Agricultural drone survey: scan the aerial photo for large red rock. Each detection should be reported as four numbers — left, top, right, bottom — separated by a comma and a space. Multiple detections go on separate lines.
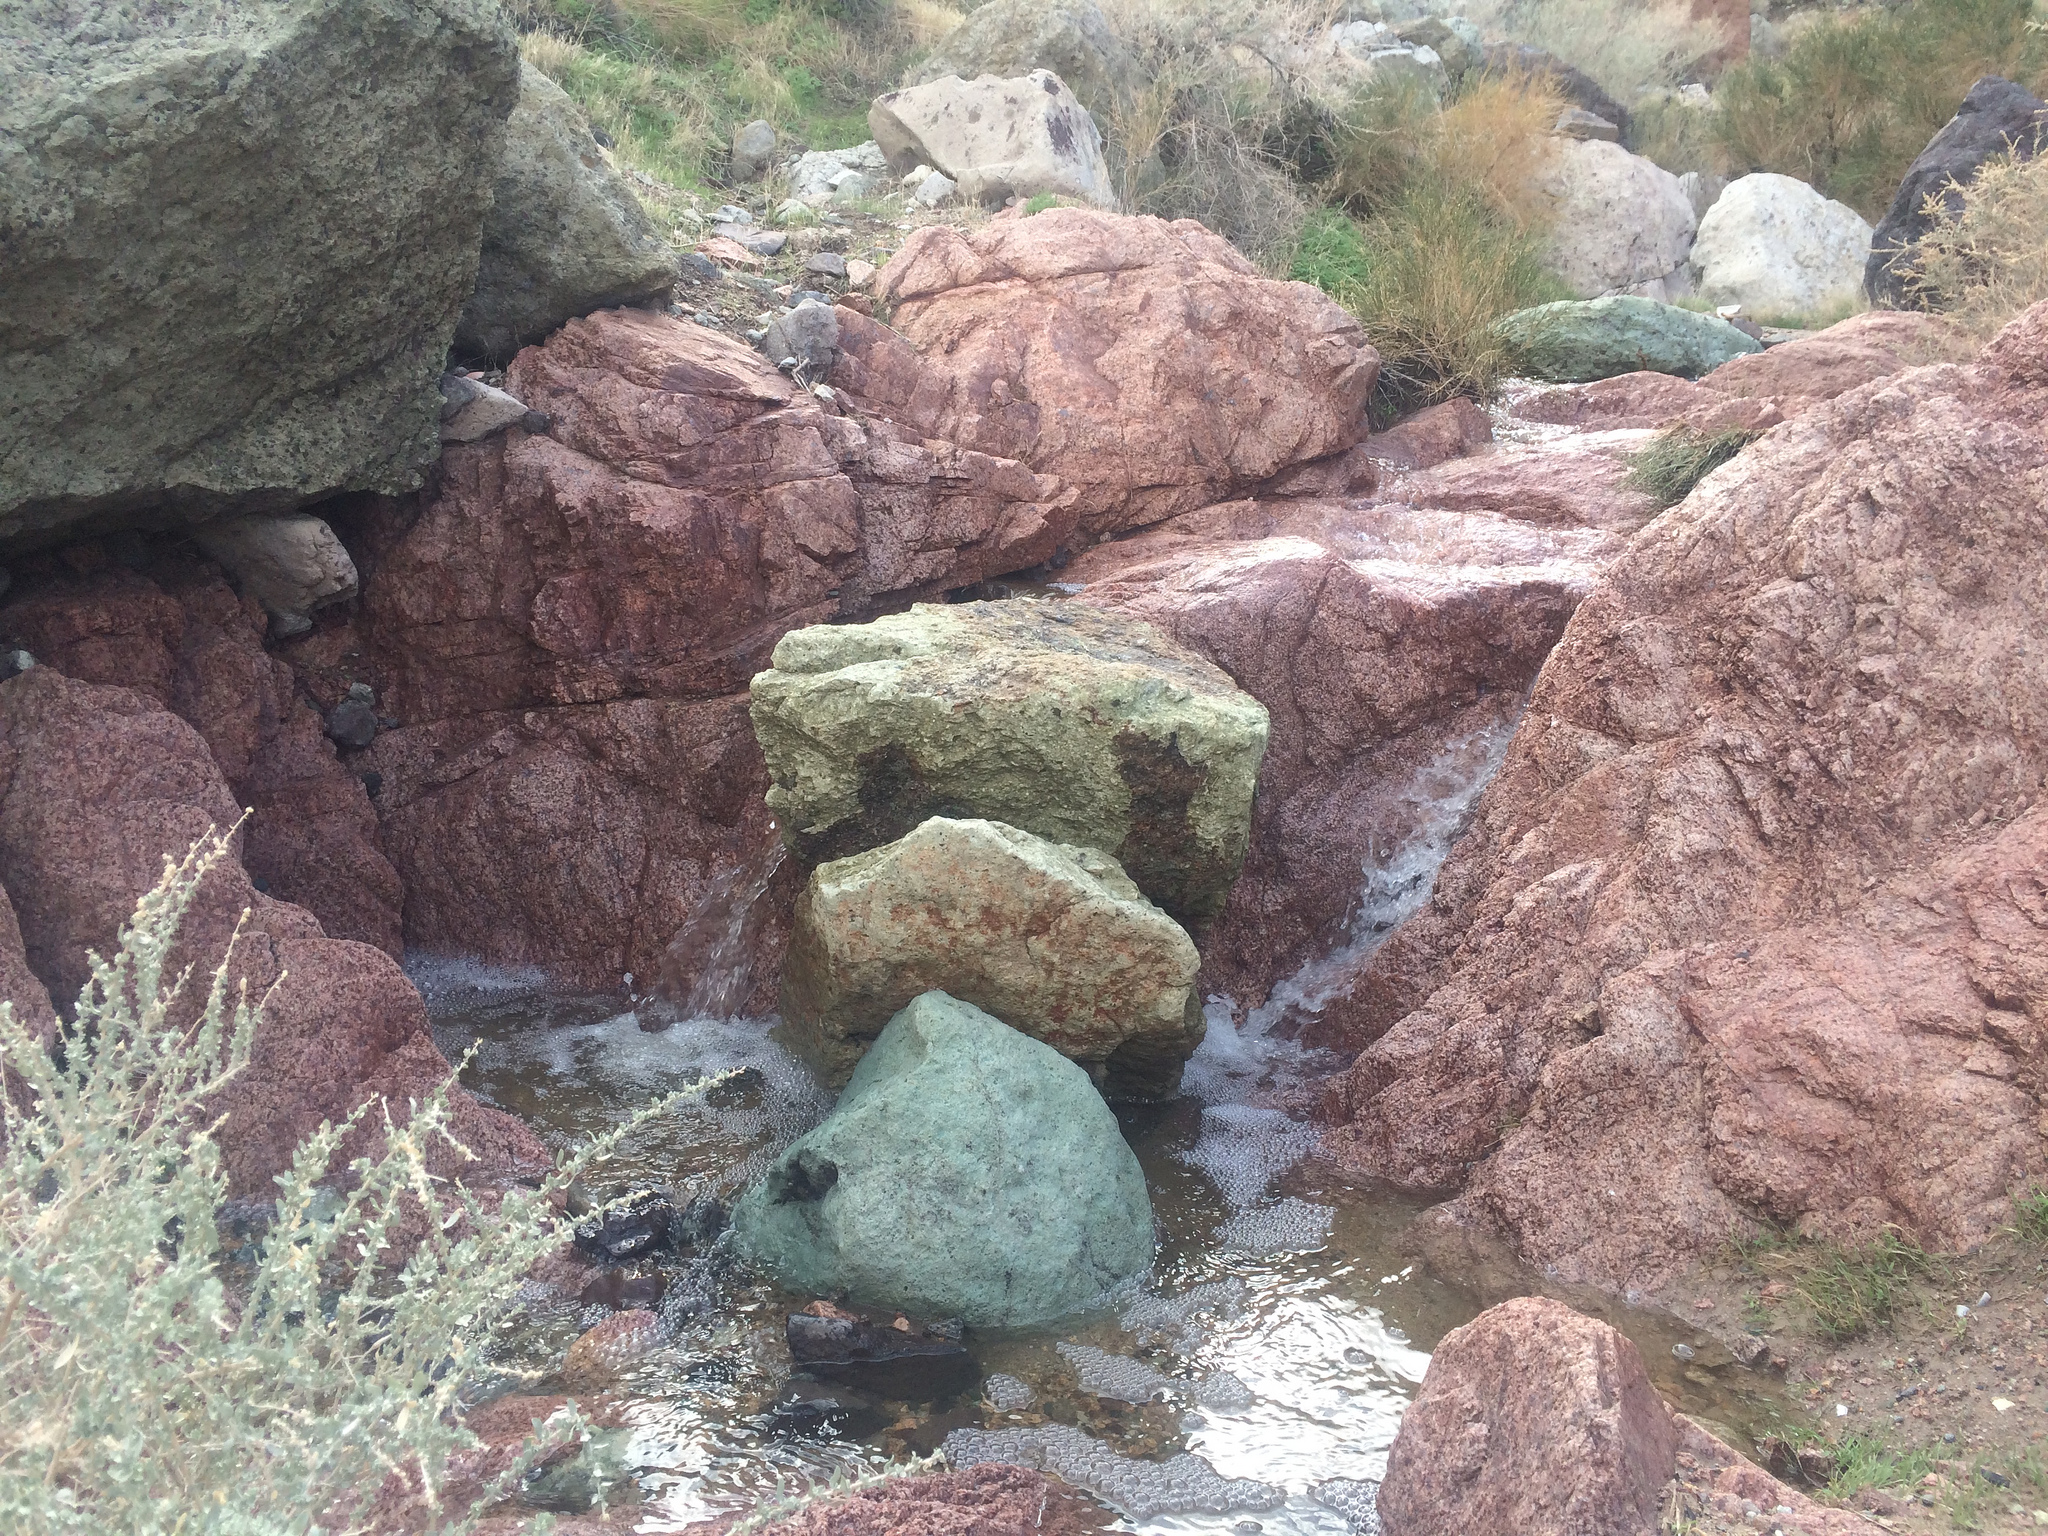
1389, 430, 1660, 534
1323, 305, 2048, 1297
857, 207, 1379, 539
1378, 1296, 1677, 1536
1510, 372, 1788, 433
0, 668, 543, 1199
1515, 313, 1965, 434
1378, 1298, 1862, 1536
0, 553, 403, 955
1063, 498, 1621, 1006
347, 308, 1066, 991
1698, 309, 1961, 400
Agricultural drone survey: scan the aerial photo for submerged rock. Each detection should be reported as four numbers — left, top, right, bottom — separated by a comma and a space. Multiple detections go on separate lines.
781, 815, 1203, 1096
749, 601, 1269, 925
785, 1301, 977, 1402
732, 991, 1154, 1326
0, 0, 519, 545
560, 1309, 662, 1389
1494, 296, 1762, 382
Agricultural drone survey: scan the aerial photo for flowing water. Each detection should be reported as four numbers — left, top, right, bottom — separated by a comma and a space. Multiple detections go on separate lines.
417, 711, 1788, 1533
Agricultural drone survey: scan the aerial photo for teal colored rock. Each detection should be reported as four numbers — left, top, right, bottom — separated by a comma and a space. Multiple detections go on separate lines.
732, 991, 1155, 1325
1495, 296, 1763, 382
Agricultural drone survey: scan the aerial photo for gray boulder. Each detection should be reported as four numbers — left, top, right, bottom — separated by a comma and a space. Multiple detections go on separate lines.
907, 0, 1135, 116
732, 990, 1155, 1326
870, 70, 1115, 207
0, 0, 519, 549
762, 301, 840, 376
1866, 75, 2048, 306
1495, 296, 1762, 383
454, 63, 676, 364
438, 374, 532, 442
731, 119, 778, 181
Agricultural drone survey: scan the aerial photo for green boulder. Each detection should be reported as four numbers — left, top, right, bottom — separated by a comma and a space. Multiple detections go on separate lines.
1495, 296, 1763, 382
748, 600, 1269, 926
732, 991, 1155, 1326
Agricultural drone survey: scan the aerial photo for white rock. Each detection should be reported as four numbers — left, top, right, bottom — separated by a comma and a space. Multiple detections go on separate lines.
903, 162, 936, 185
913, 169, 959, 206
869, 69, 1113, 207
437, 373, 530, 442
191, 513, 358, 635
1688, 172, 1874, 319
787, 142, 890, 205
1534, 138, 1697, 299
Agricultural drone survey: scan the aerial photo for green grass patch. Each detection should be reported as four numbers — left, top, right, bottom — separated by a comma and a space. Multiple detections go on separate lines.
1022, 192, 1060, 215
1289, 206, 1374, 293
1824, 1434, 1940, 1500
1794, 1230, 1942, 1340
1625, 425, 1763, 509
2015, 1184, 2048, 1243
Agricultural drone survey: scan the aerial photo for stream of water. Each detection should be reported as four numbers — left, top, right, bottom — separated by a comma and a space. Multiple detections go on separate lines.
415, 706, 1784, 1533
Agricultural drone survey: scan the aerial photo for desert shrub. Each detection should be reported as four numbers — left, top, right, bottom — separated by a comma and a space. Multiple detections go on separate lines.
1096, 0, 1315, 269
1626, 424, 1763, 506
1901, 150, 2048, 340
1457, 0, 1729, 99
2015, 1183, 2048, 1243
0, 830, 690, 1532
1628, 90, 1721, 179
1300, 186, 1565, 417
1712, 0, 2048, 219
1307, 69, 1567, 414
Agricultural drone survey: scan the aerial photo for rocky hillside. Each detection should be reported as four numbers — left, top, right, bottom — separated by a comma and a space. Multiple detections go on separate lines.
3, 0, 2046, 1532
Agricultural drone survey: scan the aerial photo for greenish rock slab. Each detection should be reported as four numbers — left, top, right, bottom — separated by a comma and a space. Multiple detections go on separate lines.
748, 601, 1269, 926
783, 816, 1204, 1099
1495, 296, 1763, 383
733, 991, 1155, 1326
0, 0, 520, 547
453, 63, 678, 364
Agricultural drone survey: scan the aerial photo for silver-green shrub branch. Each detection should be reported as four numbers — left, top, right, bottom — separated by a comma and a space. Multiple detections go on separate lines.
0, 828, 697, 1533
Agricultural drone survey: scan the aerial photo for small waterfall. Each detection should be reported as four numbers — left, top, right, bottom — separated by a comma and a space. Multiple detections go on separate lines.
1246, 709, 1522, 1037
646, 833, 787, 1030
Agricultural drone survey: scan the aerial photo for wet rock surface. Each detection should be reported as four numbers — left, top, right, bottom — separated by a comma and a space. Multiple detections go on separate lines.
732, 991, 1154, 1326
784, 1301, 977, 1403
749, 600, 1268, 926
783, 816, 1203, 1096
1324, 303, 2048, 1298
1065, 497, 1618, 1010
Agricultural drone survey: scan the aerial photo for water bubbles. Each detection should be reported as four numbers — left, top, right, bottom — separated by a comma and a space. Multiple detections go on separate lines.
943, 1424, 1286, 1520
